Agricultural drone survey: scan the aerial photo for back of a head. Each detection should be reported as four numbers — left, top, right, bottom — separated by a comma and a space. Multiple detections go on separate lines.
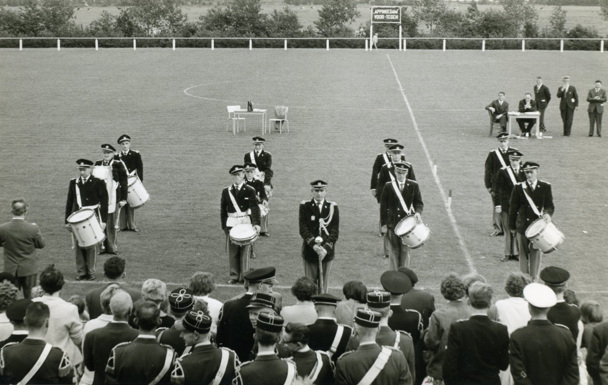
110, 290, 132, 320
256, 328, 281, 346
104, 257, 126, 280
39, 265, 65, 295
188, 272, 215, 296
67, 295, 86, 315
440, 273, 466, 301
504, 272, 532, 298
135, 300, 160, 332
581, 301, 603, 324
0, 281, 18, 312
11, 199, 28, 216
342, 280, 367, 303
100, 283, 123, 314
462, 272, 487, 296
468, 282, 493, 309
25, 302, 50, 330
141, 278, 166, 304
285, 322, 310, 346
291, 276, 317, 302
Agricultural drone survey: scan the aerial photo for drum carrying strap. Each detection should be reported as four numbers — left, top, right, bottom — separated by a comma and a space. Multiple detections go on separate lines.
327, 325, 345, 358
494, 149, 508, 169
75, 183, 83, 209
394, 332, 401, 348
149, 349, 173, 385
356, 347, 392, 385
305, 352, 325, 383
391, 181, 413, 216
506, 167, 518, 186
284, 362, 296, 385
383, 153, 391, 168
521, 184, 542, 217
17, 343, 52, 385
209, 349, 230, 385
228, 189, 243, 215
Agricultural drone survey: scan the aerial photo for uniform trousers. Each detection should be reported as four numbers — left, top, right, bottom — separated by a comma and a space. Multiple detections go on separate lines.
386, 229, 411, 270
103, 211, 117, 253
119, 204, 137, 230
516, 233, 542, 279
490, 193, 503, 233
303, 258, 332, 294
227, 235, 251, 281
589, 111, 603, 136
15, 274, 36, 300
538, 107, 547, 131
500, 212, 518, 257
561, 108, 575, 136
75, 241, 97, 277
260, 213, 269, 233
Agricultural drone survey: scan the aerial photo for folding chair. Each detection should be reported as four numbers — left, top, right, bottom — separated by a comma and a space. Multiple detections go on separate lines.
226, 105, 245, 135
488, 110, 502, 137
269, 106, 289, 133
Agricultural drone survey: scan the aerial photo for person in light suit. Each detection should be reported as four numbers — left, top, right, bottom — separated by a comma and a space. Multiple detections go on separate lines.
534, 76, 552, 133
0, 199, 45, 299
486, 92, 509, 132
557, 75, 579, 136
587, 80, 607, 137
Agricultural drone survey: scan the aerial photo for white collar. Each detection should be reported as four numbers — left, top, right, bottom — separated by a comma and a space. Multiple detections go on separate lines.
257, 351, 276, 356
194, 341, 212, 348
137, 334, 157, 339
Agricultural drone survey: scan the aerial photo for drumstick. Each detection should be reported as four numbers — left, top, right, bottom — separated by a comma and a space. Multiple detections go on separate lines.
318, 256, 325, 294
115, 206, 122, 230
71, 232, 76, 250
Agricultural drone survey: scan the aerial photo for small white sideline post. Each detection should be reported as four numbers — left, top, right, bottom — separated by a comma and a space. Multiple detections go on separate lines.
601, 40, 604, 52
521, 39, 525, 52
326, 39, 329, 50
284, 39, 287, 50
211, 39, 214, 50
57, 39, 60, 51
442, 39, 446, 51
482, 39, 485, 52
448, 189, 453, 209
365, 39, 368, 51
133, 39, 136, 50
95, 39, 99, 51
403, 39, 406, 51
249, 39, 252, 50
19, 39, 22, 51
172, 39, 176, 51
560, 39, 564, 52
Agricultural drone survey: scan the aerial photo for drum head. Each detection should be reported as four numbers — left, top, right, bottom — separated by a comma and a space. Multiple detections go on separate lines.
525, 218, 545, 237
230, 224, 257, 240
394, 216, 417, 236
67, 209, 94, 224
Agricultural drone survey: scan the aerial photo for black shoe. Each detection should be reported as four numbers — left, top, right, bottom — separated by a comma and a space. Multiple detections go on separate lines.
382, 255, 389, 259
88, 275, 96, 281
99, 250, 107, 255
259, 232, 269, 237
500, 256, 510, 262
227, 279, 238, 284
75, 275, 87, 281
250, 252, 257, 259
589, 134, 593, 137
512, 255, 520, 261
106, 251, 118, 255
120, 228, 128, 232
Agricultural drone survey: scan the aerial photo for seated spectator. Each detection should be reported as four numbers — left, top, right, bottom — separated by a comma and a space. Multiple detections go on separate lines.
424, 273, 470, 384
462, 272, 487, 297
157, 288, 195, 356
280, 322, 334, 384
516, 92, 538, 137
581, 301, 603, 385
564, 288, 580, 306
0, 281, 18, 342
335, 280, 366, 327
0, 298, 31, 349
85, 256, 141, 320
485, 91, 510, 132
0, 302, 73, 384
68, 294, 90, 323
137, 278, 174, 329
32, 265, 83, 367
188, 272, 223, 335
281, 276, 318, 325
488, 272, 532, 334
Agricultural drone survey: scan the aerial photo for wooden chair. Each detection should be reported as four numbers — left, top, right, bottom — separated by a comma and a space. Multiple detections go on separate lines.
488, 110, 502, 137
226, 105, 245, 135
269, 106, 289, 133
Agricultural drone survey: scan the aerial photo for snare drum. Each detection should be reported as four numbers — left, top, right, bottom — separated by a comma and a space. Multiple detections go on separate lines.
92, 166, 110, 181
127, 176, 150, 209
67, 208, 105, 248
394, 215, 430, 249
525, 218, 564, 254
229, 224, 259, 246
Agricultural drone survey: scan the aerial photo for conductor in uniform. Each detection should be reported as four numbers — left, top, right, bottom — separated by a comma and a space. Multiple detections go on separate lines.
380, 162, 423, 270
65, 159, 108, 281
484, 133, 513, 236
508, 161, 554, 280
94, 144, 128, 255
244, 137, 273, 236
335, 308, 413, 385
220, 165, 261, 284
116, 134, 143, 232
299, 180, 339, 294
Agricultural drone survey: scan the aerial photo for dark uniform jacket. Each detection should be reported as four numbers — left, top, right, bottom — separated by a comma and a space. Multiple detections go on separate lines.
83, 322, 139, 385
0, 218, 45, 277
335, 343, 412, 385
587, 87, 607, 113
508, 180, 554, 234
0, 332, 27, 350
586, 321, 608, 384
220, 185, 261, 231
244, 150, 273, 185
308, 318, 352, 362
299, 199, 339, 264
290, 349, 334, 385
442, 315, 509, 385
0, 338, 72, 384
116, 150, 143, 181
93, 160, 129, 203
245, 178, 268, 203
239, 353, 295, 385
371, 152, 392, 190
509, 320, 579, 385
171, 344, 238, 385
375, 161, 416, 204
157, 326, 187, 357
534, 84, 552, 110
216, 292, 254, 362
557, 85, 579, 110
493, 166, 526, 210
105, 336, 176, 385
380, 180, 423, 230
400, 288, 435, 329
388, 305, 423, 345
484, 147, 512, 193
65, 176, 109, 224
547, 301, 582, 342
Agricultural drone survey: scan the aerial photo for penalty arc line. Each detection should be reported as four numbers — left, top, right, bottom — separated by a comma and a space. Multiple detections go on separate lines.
386, 54, 477, 274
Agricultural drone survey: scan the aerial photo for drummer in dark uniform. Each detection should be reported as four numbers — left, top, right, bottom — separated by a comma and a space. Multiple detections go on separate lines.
485, 133, 514, 237
65, 159, 108, 281
220, 165, 261, 284
239, 312, 296, 385
307, 294, 352, 362
244, 162, 268, 259
335, 309, 412, 385
244, 137, 273, 236
299, 180, 339, 294
94, 144, 128, 255
371, 138, 399, 200
116, 134, 143, 232
171, 311, 240, 385
508, 161, 554, 280
380, 162, 424, 270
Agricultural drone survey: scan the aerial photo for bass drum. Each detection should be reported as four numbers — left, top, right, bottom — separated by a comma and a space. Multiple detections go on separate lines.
127, 176, 150, 209
67, 208, 105, 248
394, 215, 430, 249
525, 218, 564, 254
229, 224, 259, 246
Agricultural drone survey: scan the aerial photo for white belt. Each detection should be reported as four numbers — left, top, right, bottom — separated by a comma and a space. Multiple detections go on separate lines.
228, 211, 250, 218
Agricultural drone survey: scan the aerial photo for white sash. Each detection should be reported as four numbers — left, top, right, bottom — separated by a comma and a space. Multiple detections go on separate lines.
306, 352, 324, 383
506, 167, 518, 186
494, 149, 508, 169
391, 181, 413, 216
356, 347, 392, 385
327, 325, 345, 358
226, 188, 251, 227
382, 153, 392, 168
393, 332, 401, 349
284, 362, 296, 385
17, 343, 53, 385
228, 188, 243, 215
521, 184, 542, 217
209, 349, 230, 385
149, 349, 173, 385
75, 182, 83, 209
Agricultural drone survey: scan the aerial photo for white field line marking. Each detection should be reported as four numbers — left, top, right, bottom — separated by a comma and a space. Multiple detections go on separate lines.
386, 54, 476, 274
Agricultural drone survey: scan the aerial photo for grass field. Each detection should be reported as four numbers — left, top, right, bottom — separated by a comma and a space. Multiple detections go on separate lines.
0, 48, 607, 312
66, 4, 608, 37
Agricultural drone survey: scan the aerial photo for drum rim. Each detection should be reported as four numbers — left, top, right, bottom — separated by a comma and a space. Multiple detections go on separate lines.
67, 208, 95, 223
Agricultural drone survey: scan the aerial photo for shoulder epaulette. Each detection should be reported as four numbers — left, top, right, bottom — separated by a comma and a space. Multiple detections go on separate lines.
396, 330, 412, 338
58, 349, 72, 377
301, 200, 308, 205
328, 201, 337, 206
455, 318, 468, 323
160, 343, 176, 352
132, 150, 140, 153
113, 341, 132, 350
70, 178, 77, 181
555, 323, 571, 331
239, 360, 254, 367
540, 180, 551, 185
337, 350, 354, 360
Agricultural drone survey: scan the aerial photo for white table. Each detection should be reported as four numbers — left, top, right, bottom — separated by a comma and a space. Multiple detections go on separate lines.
507, 111, 541, 138
235, 109, 268, 134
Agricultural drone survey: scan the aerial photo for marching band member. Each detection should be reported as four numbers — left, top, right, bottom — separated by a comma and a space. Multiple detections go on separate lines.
508, 161, 554, 280
493, 149, 526, 262
65, 159, 108, 281
243, 137, 273, 236
244, 163, 268, 260
94, 144, 128, 255
485, 133, 515, 237
380, 162, 423, 270
370, 138, 399, 199
116, 134, 143, 232
299, 180, 339, 294
220, 165, 261, 285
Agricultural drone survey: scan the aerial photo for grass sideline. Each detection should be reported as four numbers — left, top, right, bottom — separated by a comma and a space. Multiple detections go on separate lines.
0, 49, 607, 310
